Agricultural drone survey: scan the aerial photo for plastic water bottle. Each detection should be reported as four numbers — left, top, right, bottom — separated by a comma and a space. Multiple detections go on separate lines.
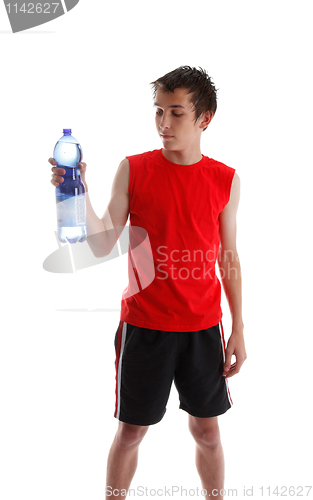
53, 129, 87, 244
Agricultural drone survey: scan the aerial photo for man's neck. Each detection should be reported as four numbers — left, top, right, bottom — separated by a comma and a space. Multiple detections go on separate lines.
161, 147, 203, 165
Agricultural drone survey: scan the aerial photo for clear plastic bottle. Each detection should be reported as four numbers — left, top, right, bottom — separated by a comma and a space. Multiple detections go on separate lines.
53, 129, 87, 243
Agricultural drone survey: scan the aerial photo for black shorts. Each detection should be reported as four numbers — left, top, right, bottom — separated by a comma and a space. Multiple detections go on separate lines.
114, 321, 233, 426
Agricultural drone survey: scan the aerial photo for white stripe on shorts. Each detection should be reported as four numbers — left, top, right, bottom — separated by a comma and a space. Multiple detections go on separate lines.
116, 322, 127, 419
219, 321, 233, 406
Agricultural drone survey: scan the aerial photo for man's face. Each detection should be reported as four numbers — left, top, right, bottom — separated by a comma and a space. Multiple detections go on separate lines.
154, 87, 209, 152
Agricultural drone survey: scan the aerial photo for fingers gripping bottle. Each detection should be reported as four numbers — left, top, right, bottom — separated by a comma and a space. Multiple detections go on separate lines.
53, 129, 87, 243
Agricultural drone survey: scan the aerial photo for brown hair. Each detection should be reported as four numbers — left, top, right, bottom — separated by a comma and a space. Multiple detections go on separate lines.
150, 66, 218, 131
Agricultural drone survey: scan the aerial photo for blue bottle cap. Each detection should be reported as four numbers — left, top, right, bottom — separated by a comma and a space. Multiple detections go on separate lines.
63, 129, 72, 135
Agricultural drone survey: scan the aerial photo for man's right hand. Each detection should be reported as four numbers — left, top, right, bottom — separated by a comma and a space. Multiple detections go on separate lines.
49, 158, 88, 190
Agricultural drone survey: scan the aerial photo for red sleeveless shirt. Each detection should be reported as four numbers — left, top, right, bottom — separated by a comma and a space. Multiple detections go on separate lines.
120, 148, 236, 332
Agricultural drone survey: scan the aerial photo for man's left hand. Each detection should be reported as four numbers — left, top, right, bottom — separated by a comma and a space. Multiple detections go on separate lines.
223, 329, 247, 378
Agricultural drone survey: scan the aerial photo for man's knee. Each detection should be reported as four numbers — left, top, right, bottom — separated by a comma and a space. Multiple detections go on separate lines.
116, 421, 149, 448
188, 415, 221, 447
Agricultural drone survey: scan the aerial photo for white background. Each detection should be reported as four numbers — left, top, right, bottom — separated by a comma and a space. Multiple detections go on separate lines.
0, 1, 312, 499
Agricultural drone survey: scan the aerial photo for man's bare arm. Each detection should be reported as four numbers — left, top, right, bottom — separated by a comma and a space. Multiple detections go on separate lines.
218, 172, 247, 377
87, 158, 130, 258
218, 173, 243, 329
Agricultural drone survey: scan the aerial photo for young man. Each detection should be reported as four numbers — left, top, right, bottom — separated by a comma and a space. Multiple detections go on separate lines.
50, 66, 247, 500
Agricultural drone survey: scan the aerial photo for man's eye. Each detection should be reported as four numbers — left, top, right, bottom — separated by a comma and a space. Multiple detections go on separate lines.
155, 110, 182, 117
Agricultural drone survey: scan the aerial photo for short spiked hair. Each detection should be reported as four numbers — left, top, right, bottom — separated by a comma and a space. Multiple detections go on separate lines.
150, 66, 218, 131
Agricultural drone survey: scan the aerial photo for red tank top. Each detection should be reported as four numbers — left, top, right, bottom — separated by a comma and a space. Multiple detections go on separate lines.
120, 148, 236, 332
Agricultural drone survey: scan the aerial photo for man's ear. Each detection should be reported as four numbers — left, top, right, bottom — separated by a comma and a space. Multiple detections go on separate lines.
199, 110, 214, 130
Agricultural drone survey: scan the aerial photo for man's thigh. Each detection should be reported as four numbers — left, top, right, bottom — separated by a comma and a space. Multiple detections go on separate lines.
174, 323, 233, 418
114, 321, 177, 426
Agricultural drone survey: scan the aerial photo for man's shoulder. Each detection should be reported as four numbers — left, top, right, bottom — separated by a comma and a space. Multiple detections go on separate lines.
203, 155, 236, 176
126, 149, 160, 162
203, 154, 233, 169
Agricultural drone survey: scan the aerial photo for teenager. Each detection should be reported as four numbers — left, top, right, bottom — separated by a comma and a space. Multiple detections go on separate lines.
50, 66, 247, 500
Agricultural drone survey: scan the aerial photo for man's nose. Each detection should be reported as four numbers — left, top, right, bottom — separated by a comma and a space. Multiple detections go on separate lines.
159, 113, 171, 130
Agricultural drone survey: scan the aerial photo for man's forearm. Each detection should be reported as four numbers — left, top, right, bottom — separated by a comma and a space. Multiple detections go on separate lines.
218, 250, 243, 332
85, 191, 110, 258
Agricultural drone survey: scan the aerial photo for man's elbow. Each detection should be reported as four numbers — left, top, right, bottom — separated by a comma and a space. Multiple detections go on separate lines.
86, 235, 110, 259
218, 245, 239, 264
93, 246, 113, 259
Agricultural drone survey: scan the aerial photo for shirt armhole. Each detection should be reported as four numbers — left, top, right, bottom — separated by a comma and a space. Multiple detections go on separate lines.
126, 156, 133, 197
224, 168, 236, 208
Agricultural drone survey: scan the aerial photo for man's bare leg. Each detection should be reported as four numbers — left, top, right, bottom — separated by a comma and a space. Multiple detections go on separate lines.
106, 421, 149, 500
189, 415, 225, 500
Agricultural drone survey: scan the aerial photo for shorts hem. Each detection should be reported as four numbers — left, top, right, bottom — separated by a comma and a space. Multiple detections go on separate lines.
114, 410, 166, 426
179, 404, 232, 418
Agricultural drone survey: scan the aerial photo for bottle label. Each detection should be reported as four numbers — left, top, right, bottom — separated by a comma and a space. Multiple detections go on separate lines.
75, 195, 86, 225
56, 193, 86, 227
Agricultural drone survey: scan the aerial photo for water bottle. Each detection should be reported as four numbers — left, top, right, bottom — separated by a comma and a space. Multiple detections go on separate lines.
53, 129, 87, 244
